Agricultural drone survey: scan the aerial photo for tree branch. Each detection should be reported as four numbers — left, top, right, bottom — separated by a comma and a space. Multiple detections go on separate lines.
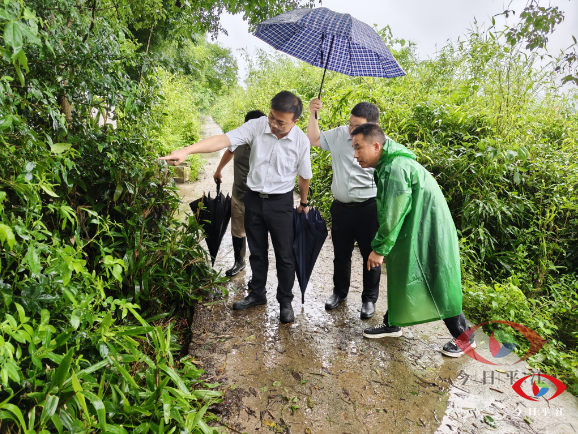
139, 26, 154, 83
82, 0, 98, 43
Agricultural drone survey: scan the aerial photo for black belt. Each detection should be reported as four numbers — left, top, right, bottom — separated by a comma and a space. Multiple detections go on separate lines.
248, 189, 290, 199
334, 197, 376, 208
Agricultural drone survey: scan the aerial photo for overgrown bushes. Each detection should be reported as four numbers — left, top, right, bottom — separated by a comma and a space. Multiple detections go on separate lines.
212, 26, 578, 393
0, 0, 228, 431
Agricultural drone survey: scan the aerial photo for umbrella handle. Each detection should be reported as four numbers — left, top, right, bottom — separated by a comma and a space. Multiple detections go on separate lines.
216, 178, 221, 196
315, 35, 335, 120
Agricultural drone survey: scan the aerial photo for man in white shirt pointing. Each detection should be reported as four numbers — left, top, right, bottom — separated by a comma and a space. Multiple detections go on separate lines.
160, 91, 312, 324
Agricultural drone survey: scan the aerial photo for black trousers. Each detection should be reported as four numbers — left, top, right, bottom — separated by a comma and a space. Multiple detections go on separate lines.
244, 190, 295, 304
384, 311, 470, 339
330, 198, 380, 303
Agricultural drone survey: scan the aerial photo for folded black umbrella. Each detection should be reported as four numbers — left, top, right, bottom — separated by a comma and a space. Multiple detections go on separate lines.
190, 180, 231, 266
293, 207, 328, 303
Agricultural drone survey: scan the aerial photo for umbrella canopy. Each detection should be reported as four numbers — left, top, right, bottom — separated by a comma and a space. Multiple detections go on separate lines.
190, 180, 231, 266
255, 7, 406, 80
293, 207, 328, 303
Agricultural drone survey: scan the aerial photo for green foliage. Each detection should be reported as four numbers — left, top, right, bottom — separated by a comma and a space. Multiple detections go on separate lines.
213, 25, 578, 392
148, 37, 238, 97
113, 0, 319, 40
152, 68, 204, 179
462, 275, 578, 395
0, 300, 222, 432
0, 0, 239, 430
498, 0, 577, 85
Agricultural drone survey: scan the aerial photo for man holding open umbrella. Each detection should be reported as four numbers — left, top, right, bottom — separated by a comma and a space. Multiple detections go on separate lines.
160, 91, 311, 324
307, 98, 381, 319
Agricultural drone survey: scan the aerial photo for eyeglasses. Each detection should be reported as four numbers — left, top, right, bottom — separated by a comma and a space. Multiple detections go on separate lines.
267, 113, 287, 129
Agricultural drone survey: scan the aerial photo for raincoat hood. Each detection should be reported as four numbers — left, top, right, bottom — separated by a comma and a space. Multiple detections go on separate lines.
377, 139, 416, 168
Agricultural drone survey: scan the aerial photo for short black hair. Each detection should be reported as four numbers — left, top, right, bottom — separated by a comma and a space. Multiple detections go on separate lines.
351, 102, 379, 123
244, 110, 266, 123
351, 123, 386, 146
270, 91, 302, 120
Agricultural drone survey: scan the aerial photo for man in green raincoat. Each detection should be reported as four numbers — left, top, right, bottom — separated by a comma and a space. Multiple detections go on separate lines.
351, 123, 475, 357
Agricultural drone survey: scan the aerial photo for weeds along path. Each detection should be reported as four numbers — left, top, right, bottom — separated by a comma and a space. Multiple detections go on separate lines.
178, 117, 578, 434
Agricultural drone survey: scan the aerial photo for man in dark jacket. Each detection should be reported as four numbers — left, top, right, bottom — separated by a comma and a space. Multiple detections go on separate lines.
213, 110, 266, 277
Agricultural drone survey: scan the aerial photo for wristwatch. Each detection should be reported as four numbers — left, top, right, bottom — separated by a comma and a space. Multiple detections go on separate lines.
300, 201, 308, 207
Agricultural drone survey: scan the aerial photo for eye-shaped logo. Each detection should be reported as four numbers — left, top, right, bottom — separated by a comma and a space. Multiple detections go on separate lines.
455, 320, 547, 366
512, 373, 566, 401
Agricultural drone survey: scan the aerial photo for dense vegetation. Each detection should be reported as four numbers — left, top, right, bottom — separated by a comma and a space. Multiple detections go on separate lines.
212, 26, 578, 394
0, 0, 318, 431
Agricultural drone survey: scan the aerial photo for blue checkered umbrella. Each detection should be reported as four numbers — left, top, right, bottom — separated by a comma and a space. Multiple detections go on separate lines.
255, 7, 405, 102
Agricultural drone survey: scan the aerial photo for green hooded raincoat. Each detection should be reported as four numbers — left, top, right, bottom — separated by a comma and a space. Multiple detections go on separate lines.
371, 139, 463, 327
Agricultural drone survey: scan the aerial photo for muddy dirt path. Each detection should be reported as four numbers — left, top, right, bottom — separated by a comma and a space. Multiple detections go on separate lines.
176, 116, 578, 434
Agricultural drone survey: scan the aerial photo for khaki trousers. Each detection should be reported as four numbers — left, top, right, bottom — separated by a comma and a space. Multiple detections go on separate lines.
231, 195, 246, 238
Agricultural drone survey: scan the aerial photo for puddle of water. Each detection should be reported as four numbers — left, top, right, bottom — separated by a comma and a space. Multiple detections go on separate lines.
191, 221, 456, 433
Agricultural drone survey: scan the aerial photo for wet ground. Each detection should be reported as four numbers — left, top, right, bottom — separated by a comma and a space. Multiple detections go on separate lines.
176, 116, 578, 434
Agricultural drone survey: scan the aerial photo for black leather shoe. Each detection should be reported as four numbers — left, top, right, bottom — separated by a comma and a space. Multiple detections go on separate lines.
360, 301, 375, 319
280, 303, 294, 323
232, 294, 266, 310
325, 293, 346, 310
226, 236, 246, 277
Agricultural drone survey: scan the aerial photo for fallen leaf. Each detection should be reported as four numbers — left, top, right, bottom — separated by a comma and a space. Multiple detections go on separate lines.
246, 335, 255, 341
262, 419, 277, 428
484, 415, 497, 428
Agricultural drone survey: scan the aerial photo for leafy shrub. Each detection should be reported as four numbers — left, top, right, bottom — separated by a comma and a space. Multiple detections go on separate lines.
0, 299, 222, 433
0, 0, 227, 431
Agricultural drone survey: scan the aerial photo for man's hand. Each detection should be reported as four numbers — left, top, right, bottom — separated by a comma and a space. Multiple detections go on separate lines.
159, 148, 189, 166
367, 251, 384, 270
309, 98, 322, 116
297, 205, 309, 215
213, 170, 223, 183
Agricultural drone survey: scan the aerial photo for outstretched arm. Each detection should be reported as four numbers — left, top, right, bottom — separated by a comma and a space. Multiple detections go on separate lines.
159, 134, 232, 166
213, 149, 234, 183
307, 98, 322, 148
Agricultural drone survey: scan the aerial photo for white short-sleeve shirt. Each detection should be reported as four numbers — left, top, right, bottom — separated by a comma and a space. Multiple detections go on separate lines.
226, 117, 312, 194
